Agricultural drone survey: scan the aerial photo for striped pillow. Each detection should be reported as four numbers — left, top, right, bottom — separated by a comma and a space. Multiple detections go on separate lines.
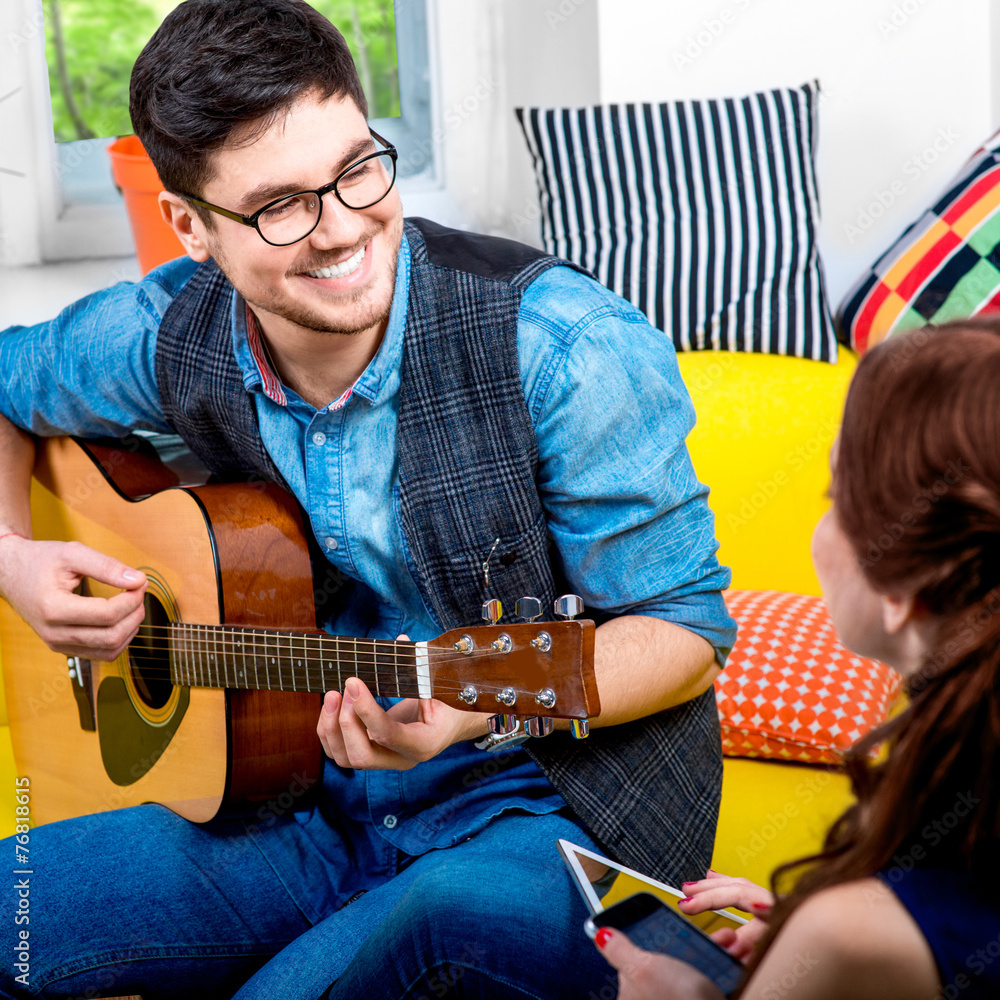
837, 128, 1000, 354
516, 81, 837, 361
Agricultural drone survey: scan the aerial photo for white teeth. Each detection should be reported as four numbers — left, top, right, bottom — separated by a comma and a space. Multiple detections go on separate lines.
304, 245, 366, 280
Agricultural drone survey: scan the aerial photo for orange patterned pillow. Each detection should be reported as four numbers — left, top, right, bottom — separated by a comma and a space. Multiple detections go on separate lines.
715, 590, 902, 764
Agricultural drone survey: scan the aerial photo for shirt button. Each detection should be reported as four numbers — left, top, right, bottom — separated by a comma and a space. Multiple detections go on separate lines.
312, 431, 327, 447
325, 537, 339, 551
382, 814, 398, 829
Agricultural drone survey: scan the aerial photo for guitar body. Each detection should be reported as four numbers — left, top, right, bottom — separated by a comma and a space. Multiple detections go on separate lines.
0, 437, 323, 826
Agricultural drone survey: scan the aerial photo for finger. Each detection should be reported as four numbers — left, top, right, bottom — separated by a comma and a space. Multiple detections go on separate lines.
710, 928, 738, 948
338, 680, 408, 768
395, 633, 410, 642
593, 927, 642, 971
42, 583, 147, 629
343, 677, 408, 752
316, 690, 347, 762
59, 541, 146, 590
680, 873, 744, 894
44, 598, 149, 661
678, 884, 772, 915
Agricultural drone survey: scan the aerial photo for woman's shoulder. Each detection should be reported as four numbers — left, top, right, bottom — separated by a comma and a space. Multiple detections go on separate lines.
741, 878, 939, 1000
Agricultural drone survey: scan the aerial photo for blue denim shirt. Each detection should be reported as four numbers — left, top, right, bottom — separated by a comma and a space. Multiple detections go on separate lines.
0, 233, 735, 910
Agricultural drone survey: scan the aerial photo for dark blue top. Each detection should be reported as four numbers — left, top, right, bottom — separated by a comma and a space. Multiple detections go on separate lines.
878, 867, 1000, 998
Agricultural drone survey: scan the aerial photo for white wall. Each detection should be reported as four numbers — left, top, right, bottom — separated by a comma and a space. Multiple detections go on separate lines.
3, 0, 997, 317
435, 0, 997, 311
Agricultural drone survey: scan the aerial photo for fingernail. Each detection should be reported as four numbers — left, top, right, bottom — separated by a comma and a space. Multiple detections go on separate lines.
344, 680, 358, 701
678, 896, 693, 904
681, 881, 697, 888
123, 570, 140, 582
594, 927, 613, 949
324, 693, 337, 715
752, 902, 771, 912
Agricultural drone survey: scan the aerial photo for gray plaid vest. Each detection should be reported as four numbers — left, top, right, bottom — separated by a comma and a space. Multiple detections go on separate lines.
154, 217, 721, 883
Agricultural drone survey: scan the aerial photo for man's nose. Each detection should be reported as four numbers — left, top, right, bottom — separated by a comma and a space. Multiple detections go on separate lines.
307, 191, 366, 249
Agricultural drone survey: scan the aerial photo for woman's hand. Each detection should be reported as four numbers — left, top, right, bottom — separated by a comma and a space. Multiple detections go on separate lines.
594, 927, 726, 1000
678, 870, 775, 963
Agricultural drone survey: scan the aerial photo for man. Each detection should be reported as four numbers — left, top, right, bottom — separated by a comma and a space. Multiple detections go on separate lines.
0, 1, 735, 997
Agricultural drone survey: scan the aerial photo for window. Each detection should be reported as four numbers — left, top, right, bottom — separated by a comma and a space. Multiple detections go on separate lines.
0, 0, 432, 266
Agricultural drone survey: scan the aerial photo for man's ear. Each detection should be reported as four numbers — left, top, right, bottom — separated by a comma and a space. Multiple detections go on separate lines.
881, 591, 917, 635
158, 192, 212, 262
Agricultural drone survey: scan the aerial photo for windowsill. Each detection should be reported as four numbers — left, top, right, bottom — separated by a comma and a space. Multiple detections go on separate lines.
0, 256, 141, 328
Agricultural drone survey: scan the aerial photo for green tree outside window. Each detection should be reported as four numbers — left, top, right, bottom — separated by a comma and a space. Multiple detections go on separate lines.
45, 0, 399, 144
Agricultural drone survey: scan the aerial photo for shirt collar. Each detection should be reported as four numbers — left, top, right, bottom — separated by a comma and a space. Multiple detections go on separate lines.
230, 231, 412, 412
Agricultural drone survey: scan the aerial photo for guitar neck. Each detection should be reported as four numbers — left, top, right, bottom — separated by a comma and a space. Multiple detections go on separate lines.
168, 624, 421, 699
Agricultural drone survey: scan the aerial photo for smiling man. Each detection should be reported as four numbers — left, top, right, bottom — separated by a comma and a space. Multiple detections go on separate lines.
0, 2, 735, 998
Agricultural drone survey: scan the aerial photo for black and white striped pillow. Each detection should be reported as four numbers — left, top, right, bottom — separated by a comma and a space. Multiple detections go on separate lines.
516, 82, 837, 360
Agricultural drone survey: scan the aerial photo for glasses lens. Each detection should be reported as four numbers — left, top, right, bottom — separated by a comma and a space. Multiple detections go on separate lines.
257, 192, 320, 246
336, 151, 396, 210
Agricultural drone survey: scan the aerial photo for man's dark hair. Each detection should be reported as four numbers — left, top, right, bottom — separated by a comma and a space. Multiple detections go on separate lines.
130, 0, 367, 203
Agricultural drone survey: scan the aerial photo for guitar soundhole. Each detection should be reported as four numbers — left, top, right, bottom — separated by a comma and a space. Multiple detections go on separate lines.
127, 595, 173, 710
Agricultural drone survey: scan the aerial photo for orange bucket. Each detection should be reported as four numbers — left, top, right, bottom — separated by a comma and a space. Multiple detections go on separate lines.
107, 135, 187, 274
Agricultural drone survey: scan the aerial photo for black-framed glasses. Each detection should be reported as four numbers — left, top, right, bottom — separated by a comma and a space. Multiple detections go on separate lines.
179, 129, 397, 247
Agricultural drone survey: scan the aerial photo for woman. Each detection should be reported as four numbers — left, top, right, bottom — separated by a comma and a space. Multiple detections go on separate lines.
595, 320, 1000, 999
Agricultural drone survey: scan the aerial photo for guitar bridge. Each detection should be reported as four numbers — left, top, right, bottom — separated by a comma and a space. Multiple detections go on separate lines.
67, 656, 97, 732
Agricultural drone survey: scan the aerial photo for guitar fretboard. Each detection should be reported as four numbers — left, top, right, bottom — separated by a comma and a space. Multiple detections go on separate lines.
168, 624, 421, 698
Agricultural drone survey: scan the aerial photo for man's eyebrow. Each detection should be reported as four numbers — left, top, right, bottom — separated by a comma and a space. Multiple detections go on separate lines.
237, 136, 377, 212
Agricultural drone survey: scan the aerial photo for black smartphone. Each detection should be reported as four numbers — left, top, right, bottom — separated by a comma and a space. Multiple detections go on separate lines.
585, 891, 745, 997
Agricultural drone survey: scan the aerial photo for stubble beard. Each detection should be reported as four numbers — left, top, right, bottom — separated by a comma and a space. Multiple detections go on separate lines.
214, 217, 402, 337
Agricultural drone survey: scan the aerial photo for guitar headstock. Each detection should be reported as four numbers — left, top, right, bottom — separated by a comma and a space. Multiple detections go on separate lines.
428, 619, 599, 721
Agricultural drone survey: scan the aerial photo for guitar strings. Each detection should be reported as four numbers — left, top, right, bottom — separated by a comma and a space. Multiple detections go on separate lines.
112, 640, 571, 705
117, 624, 566, 665
99, 660, 569, 710
101, 623, 579, 706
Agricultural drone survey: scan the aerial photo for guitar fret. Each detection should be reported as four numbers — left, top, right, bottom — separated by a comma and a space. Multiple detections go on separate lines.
393, 640, 400, 699
198, 625, 205, 687
216, 627, 224, 689
194, 625, 202, 687
204, 625, 212, 688
293, 634, 303, 692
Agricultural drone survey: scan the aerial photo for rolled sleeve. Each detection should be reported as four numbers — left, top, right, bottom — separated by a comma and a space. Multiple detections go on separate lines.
519, 267, 736, 663
0, 257, 198, 437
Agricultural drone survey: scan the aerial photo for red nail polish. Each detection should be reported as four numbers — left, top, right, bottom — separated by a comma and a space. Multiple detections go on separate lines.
752, 902, 771, 912
678, 896, 694, 904
681, 881, 697, 888
595, 927, 613, 949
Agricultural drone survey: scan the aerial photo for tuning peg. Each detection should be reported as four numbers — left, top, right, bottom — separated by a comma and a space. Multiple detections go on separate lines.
488, 713, 519, 735
515, 596, 543, 622
554, 594, 584, 620
570, 719, 590, 739
482, 598, 503, 625
525, 716, 554, 738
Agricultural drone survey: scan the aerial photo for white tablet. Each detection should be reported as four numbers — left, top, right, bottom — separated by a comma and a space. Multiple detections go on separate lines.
557, 838, 748, 933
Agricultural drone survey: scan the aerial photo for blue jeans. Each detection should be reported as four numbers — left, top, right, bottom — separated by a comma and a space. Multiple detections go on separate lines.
0, 804, 616, 999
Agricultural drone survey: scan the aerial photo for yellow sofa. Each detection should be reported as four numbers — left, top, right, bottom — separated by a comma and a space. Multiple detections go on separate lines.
0, 349, 860, 888
679, 349, 860, 888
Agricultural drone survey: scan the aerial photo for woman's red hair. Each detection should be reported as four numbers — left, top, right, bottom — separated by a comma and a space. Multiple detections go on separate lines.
743, 319, 1000, 985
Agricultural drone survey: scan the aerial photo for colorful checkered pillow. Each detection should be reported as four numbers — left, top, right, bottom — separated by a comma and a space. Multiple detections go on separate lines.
838, 128, 1000, 353
715, 590, 901, 764
516, 81, 837, 361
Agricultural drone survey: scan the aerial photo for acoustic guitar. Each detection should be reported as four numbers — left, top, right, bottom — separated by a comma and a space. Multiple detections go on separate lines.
0, 436, 599, 827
